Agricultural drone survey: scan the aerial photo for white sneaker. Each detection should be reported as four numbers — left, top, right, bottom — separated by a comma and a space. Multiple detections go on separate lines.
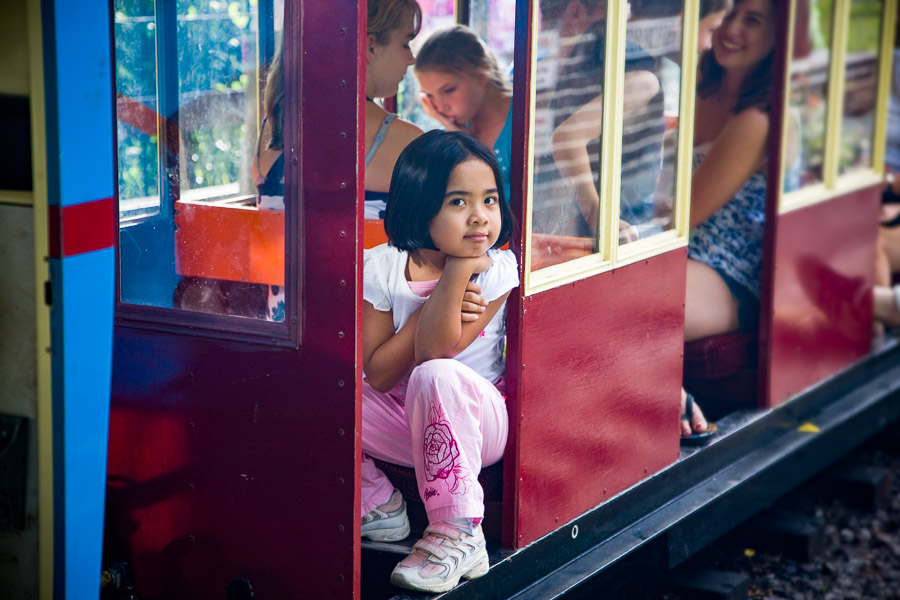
361, 489, 410, 542
389, 522, 490, 593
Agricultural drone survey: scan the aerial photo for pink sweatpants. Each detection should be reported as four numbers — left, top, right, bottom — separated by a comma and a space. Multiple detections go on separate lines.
361, 359, 508, 522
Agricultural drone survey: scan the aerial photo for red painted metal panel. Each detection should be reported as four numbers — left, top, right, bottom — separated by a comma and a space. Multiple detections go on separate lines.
760, 187, 879, 407
105, 1, 364, 598
48, 197, 116, 258
514, 251, 685, 546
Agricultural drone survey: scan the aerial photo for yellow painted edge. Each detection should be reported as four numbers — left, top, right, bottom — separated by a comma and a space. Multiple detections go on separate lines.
777, 0, 798, 213
616, 229, 686, 262
824, 0, 850, 187
674, 0, 699, 241
526, 230, 688, 296
525, 252, 614, 296
603, 0, 625, 265
522, 3, 539, 293
780, 170, 883, 214
871, 0, 897, 171
834, 169, 884, 194
0, 190, 34, 206
26, 0, 53, 597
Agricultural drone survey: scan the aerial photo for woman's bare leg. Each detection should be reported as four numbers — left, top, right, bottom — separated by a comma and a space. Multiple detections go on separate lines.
684, 259, 740, 342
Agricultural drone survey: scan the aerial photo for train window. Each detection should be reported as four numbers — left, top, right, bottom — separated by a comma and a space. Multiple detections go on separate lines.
527, 0, 611, 274
782, 0, 834, 193
838, 0, 884, 175
525, 0, 696, 291
779, 0, 893, 212
617, 2, 683, 246
115, 0, 290, 324
114, 2, 162, 221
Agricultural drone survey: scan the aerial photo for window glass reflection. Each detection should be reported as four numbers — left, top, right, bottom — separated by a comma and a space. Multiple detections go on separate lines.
529, 0, 608, 270
116, 0, 288, 322
784, 0, 833, 191
618, 2, 682, 244
839, 0, 883, 175
114, 1, 161, 221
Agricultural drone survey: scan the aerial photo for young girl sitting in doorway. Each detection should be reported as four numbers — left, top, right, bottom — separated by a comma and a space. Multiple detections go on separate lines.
361, 130, 518, 593
414, 25, 514, 203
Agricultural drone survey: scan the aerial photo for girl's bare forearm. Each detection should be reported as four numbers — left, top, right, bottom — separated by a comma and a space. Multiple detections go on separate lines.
365, 311, 420, 392
415, 264, 472, 362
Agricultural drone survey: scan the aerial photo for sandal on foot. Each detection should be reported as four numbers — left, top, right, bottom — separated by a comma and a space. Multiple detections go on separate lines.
681, 393, 718, 447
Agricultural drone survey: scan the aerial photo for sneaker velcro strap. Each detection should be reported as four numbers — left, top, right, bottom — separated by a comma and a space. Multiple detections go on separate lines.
423, 523, 463, 540
413, 540, 450, 560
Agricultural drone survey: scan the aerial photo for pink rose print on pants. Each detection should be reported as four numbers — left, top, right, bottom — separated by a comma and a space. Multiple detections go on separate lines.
422, 401, 474, 495
423, 422, 460, 481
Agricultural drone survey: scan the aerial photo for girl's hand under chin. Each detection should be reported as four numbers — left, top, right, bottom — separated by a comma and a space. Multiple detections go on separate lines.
420, 94, 465, 132
446, 252, 494, 275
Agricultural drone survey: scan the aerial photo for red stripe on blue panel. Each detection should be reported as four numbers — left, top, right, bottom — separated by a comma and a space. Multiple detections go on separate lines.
48, 197, 116, 258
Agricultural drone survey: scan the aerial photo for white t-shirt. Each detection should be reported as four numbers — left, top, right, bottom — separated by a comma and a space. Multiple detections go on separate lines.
363, 244, 519, 384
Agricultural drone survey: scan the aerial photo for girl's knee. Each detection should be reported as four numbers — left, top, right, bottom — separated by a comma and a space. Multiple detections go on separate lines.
409, 359, 470, 388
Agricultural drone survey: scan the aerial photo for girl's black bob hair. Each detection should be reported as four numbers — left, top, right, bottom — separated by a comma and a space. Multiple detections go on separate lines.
384, 130, 514, 252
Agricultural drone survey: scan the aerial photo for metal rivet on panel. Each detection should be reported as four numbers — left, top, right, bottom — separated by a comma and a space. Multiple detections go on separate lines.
338, 428, 345, 436
339, 279, 347, 286
339, 230, 346, 237
188, 483, 195, 491
338, 574, 345, 582
188, 535, 196, 542
338, 331, 345, 338
337, 477, 345, 485
339, 131, 347, 139
338, 524, 345, 532
340, 27, 347, 36
339, 79, 347, 87
338, 380, 345, 388
340, 182, 347, 189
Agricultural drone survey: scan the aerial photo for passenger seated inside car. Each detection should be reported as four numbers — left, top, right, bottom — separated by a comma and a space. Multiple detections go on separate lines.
365, 0, 425, 222
681, 0, 777, 442
414, 25, 514, 203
